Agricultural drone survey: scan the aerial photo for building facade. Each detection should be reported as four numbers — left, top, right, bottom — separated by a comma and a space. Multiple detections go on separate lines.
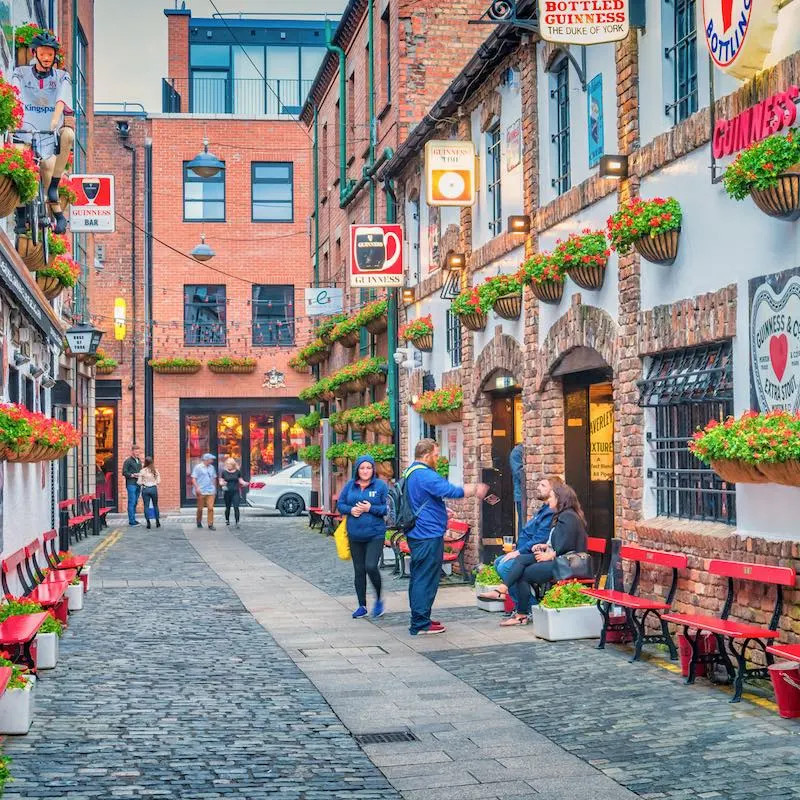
91, 7, 319, 510
370, 1, 800, 640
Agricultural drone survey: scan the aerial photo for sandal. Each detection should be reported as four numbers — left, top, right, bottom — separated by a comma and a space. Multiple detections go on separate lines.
499, 614, 531, 627
478, 590, 507, 601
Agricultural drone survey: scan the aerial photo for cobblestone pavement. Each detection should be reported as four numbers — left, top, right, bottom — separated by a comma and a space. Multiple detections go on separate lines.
2, 521, 400, 800
427, 640, 800, 800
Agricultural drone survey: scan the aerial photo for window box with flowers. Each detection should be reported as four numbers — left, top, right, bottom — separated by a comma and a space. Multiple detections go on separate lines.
0, 404, 79, 462
299, 376, 335, 405
149, 357, 202, 375
518, 253, 565, 305
208, 356, 257, 374
413, 387, 463, 425
288, 354, 311, 374
297, 410, 321, 435
530, 582, 601, 641
608, 197, 682, 265
298, 339, 330, 366
95, 351, 118, 375
329, 357, 387, 397
35, 614, 64, 670
399, 315, 434, 352
17, 229, 70, 271
450, 287, 489, 331
690, 409, 800, 486
0, 657, 36, 735
0, 143, 39, 218
0, 75, 24, 136
315, 313, 347, 345
479, 273, 523, 320
368, 444, 396, 479
350, 400, 392, 437
299, 444, 321, 466
329, 316, 361, 348
59, 177, 78, 215
358, 299, 389, 335
552, 230, 610, 291
35, 254, 79, 300
723, 132, 800, 221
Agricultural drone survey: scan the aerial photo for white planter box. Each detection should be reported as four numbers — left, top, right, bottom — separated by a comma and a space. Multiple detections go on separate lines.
382, 547, 396, 565
441, 563, 453, 576
475, 583, 506, 613
79, 564, 91, 593
35, 632, 59, 670
0, 677, 35, 735
66, 582, 84, 611
530, 604, 602, 641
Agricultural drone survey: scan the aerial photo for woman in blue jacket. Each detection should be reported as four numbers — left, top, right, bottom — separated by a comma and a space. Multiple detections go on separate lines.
337, 455, 389, 619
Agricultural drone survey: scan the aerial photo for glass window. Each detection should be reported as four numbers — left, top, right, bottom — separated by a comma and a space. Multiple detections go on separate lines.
551, 58, 570, 196
191, 71, 229, 114
250, 414, 276, 476
301, 47, 325, 86
666, 0, 698, 125
233, 45, 265, 115
217, 413, 243, 465
251, 162, 293, 222
184, 285, 227, 346
184, 163, 225, 221
281, 414, 304, 468
185, 414, 211, 499
487, 124, 502, 236
446, 309, 462, 368
252, 284, 294, 346
74, 25, 88, 171
266, 45, 300, 114
381, 7, 391, 104
293, 465, 312, 479
191, 44, 231, 68
7, 366, 19, 403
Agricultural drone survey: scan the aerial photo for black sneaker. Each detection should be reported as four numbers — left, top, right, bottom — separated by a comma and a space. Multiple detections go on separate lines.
208, 525, 216, 531
47, 177, 60, 203
196, 522, 202, 529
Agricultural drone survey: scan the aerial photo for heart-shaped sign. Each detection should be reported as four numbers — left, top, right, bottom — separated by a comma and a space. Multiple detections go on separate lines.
750, 277, 800, 412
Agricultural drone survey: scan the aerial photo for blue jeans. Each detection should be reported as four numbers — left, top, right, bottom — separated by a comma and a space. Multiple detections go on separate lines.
515, 501, 523, 532
126, 482, 141, 524
407, 536, 444, 634
494, 554, 534, 610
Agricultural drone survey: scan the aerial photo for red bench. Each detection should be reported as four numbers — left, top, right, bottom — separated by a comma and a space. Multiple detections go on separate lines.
40, 531, 78, 584
663, 559, 796, 703
2, 543, 69, 625
767, 643, 800, 663
0, 611, 50, 671
584, 545, 688, 662
59, 498, 92, 543
392, 519, 470, 580
96, 490, 113, 528
0, 666, 12, 696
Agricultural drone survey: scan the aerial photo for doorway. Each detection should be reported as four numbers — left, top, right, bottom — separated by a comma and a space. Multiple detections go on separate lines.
563, 371, 614, 540
94, 403, 118, 511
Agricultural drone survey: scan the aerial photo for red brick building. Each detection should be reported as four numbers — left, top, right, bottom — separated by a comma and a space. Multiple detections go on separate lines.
92, 8, 323, 510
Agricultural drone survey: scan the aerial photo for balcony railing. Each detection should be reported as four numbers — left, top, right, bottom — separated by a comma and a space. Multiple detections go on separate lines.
161, 77, 313, 116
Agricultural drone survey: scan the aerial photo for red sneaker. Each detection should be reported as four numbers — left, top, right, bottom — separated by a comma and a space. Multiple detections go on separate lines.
417, 622, 446, 635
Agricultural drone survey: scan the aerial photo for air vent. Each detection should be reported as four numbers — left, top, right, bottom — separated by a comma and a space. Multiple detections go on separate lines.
354, 731, 419, 745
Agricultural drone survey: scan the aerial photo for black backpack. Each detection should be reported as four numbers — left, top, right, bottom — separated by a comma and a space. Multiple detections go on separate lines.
386, 463, 427, 532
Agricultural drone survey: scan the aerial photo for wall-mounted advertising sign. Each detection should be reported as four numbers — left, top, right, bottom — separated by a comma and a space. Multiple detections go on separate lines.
350, 224, 404, 287
65, 175, 115, 232
537, 0, 629, 46
703, 0, 779, 81
304, 287, 343, 317
424, 140, 476, 207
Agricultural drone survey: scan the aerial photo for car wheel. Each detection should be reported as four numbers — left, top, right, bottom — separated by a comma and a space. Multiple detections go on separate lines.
278, 493, 304, 516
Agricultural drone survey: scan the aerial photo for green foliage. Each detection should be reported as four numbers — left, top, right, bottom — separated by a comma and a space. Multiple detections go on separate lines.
328, 357, 387, 391
298, 376, 333, 403
450, 286, 490, 316
296, 410, 321, 432
474, 564, 501, 585
315, 314, 348, 342
478, 273, 522, 307
540, 581, 592, 609
550, 230, 610, 274
329, 315, 361, 342
517, 252, 565, 285
723, 131, 800, 200
346, 400, 390, 426
356, 299, 388, 325
298, 445, 321, 464
39, 613, 64, 636
367, 444, 395, 463
0, 751, 11, 795
607, 197, 682, 254
207, 356, 256, 369
297, 338, 329, 361
435, 456, 449, 479
148, 357, 201, 370
399, 315, 434, 342
413, 387, 463, 414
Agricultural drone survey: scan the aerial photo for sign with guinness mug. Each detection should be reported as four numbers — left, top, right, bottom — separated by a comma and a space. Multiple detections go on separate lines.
65, 174, 115, 232
350, 224, 404, 287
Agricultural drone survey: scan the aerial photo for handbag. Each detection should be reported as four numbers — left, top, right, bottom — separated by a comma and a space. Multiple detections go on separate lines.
553, 550, 591, 581
333, 517, 351, 561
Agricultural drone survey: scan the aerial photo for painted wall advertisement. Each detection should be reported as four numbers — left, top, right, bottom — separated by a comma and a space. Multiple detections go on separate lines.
537, 0, 629, 45
589, 401, 614, 481
424, 140, 476, 207
749, 267, 800, 413
350, 224, 404, 287
587, 75, 604, 168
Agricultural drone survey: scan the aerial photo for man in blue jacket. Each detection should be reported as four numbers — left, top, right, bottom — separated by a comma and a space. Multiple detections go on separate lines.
405, 439, 488, 635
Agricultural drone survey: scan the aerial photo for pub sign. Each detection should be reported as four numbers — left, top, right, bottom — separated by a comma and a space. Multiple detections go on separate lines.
350, 224, 404, 287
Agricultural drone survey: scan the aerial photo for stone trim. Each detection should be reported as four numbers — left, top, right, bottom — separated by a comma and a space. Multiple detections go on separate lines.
468, 230, 525, 273
638, 284, 737, 356
402, 267, 446, 305
472, 329, 525, 402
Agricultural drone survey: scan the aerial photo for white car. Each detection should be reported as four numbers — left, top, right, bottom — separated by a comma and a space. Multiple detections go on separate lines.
246, 461, 312, 516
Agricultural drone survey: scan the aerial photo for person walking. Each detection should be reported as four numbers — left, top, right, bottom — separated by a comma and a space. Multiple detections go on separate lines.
137, 457, 161, 529
220, 457, 246, 528
192, 453, 218, 530
337, 455, 388, 620
509, 442, 525, 532
122, 444, 142, 527
405, 439, 488, 636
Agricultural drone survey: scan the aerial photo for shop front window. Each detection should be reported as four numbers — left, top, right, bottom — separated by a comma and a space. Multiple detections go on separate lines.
185, 414, 212, 499
281, 414, 305, 468
217, 414, 243, 465
95, 405, 117, 508
250, 414, 276, 476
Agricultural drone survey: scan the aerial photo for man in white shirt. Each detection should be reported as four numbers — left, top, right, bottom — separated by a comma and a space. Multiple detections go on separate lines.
12, 31, 74, 234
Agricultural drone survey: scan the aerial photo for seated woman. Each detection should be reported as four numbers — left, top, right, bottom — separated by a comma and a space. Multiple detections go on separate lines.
500, 483, 588, 626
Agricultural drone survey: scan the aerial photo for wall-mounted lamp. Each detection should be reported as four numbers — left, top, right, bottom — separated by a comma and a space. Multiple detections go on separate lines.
446, 252, 466, 271
14, 352, 30, 367
30, 365, 45, 378
191, 234, 215, 262
402, 288, 415, 304
41, 375, 56, 389
508, 215, 531, 235
598, 154, 629, 179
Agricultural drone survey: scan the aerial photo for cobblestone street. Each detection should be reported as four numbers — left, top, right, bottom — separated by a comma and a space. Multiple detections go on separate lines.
3, 513, 799, 799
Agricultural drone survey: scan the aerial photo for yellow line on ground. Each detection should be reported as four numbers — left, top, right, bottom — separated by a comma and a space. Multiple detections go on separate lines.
88, 529, 122, 566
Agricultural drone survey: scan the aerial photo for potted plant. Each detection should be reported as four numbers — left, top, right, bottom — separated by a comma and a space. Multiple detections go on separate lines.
723, 131, 800, 221
0, 144, 39, 218
59, 177, 78, 215
208, 356, 257, 374
35, 254, 80, 300
329, 316, 361, 348
0, 75, 23, 136
95, 350, 118, 375
607, 197, 682, 265
358, 299, 389, 335
0, 404, 79, 462
529, 581, 602, 641
315, 314, 347, 345
357, 400, 392, 436
298, 339, 330, 366
326, 442, 353, 470
368, 444, 396, 479
518, 252, 565, 305
299, 376, 334, 404
288, 354, 310, 374
297, 410, 321, 434
413, 387, 463, 425
17, 229, 69, 271
298, 444, 321, 466
328, 410, 349, 435
436, 455, 449, 479
450, 286, 488, 331
66, 576, 83, 611
0, 657, 35, 735
148, 357, 202, 375
480, 273, 523, 320
400, 315, 434, 352
474, 564, 504, 610
35, 614, 63, 670
0, 751, 11, 794
551, 229, 610, 291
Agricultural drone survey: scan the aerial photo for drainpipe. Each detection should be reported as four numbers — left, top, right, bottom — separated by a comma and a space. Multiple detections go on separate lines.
325, 19, 352, 204
313, 105, 320, 285
382, 158, 400, 475
144, 138, 154, 456
368, 0, 375, 222
342, 147, 393, 208
120, 131, 137, 444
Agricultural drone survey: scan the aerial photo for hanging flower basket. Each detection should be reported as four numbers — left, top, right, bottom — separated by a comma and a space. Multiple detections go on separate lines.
634, 229, 681, 266
554, 230, 609, 291
459, 312, 487, 332
94, 352, 118, 375
15, 45, 33, 67
337, 329, 360, 348
0, 175, 21, 218
750, 169, 800, 221
350, 423, 367, 438
96, 363, 116, 375
492, 293, 522, 320
411, 332, 433, 352
305, 350, 327, 366
752, 460, 800, 487
365, 371, 386, 387
365, 315, 388, 335
36, 273, 63, 300
414, 388, 463, 426
149, 358, 202, 374
529, 279, 564, 304
16, 235, 46, 270
376, 461, 394, 480
568, 263, 606, 291
332, 457, 349, 469
710, 459, 768, 484
367, 418, 393, 436
208, 358, 257, 374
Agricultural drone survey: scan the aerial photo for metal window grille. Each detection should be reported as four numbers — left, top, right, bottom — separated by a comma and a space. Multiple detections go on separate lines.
252, 285, 294, 346
665, 0, 698, 125
639, 342, 735, 524
551, 59, 570, 195
251, 162, 294, 223
184, 285, 227, 346
446, 310, 462, 368
184, 163, 225, 222
487, 125, 502, 235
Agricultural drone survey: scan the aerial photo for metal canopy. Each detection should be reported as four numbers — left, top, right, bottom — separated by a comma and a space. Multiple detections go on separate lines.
638, 342, 733, 407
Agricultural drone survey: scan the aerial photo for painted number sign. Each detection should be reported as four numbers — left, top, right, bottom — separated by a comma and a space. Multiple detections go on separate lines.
537, 0, 629, 46
65, 175, 116, 233
350, 224, 404, 287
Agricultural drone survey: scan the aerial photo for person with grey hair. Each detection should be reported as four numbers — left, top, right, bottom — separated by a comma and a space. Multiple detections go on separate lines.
192, 453, 218, 530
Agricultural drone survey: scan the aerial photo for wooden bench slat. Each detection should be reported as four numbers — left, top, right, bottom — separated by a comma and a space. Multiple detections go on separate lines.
708, 559, 796, 586
620, 545, 688, 570
766, 643, 800, 663
662, 612, 781, 640
0, 666, 12, 696
0, 611, 49, 644
583, 588, 670, 610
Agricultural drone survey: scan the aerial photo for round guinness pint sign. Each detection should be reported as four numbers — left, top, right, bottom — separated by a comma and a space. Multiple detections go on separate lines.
703, 0, 778, 80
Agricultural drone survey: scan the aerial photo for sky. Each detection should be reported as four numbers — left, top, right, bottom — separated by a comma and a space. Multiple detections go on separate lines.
95, 0, 344, 112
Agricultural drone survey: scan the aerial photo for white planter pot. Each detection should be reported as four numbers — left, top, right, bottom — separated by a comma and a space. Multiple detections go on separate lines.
441, 563, 453, 576
66, 582, 84, 611
79, 564, 91, 593
530, 603, 603, 641
382, 547, 396, 565
475, 583, 506, 613
0, 677, 35, 735
34, 632, 59, 670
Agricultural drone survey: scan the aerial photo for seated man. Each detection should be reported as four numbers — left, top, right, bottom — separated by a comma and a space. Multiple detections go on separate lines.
12, 31, 74, 235
478, 474, 563, 607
